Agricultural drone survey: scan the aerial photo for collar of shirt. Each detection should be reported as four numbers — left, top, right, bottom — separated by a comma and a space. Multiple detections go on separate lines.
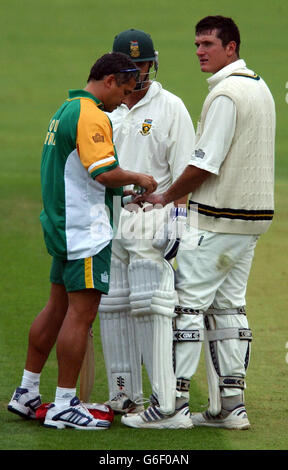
207, 59, 249, 91
138, 80, 162, 106
116, 80, 162, 114
68, 89, 104, 109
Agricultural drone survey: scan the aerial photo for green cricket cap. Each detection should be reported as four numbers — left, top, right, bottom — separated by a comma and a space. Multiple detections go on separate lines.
113, 28, 156, 62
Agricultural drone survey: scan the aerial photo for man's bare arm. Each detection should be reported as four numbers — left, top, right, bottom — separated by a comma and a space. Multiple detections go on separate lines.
142, 165, 210, 206
95, 166, 157, 194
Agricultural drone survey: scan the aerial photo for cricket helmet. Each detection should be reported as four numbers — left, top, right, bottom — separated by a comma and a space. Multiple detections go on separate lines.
112, 28, 156, 63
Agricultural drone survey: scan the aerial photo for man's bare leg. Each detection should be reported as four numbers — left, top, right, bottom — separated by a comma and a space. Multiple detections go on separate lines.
8, 283, 68, 418
25, 283, 68, 373
42, 288, 111, 429
56, 288, 101, 388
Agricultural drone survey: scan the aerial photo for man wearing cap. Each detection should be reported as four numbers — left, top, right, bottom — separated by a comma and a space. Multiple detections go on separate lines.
98, 29, 196, 429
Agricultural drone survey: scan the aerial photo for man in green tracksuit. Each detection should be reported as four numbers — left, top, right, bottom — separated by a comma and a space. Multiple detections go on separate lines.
8, 52, 157, 430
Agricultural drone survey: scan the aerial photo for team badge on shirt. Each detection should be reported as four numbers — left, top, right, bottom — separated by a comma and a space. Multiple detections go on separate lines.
140, 119, 153, 136
92, 133, 104, 143
130, 41, 140, 58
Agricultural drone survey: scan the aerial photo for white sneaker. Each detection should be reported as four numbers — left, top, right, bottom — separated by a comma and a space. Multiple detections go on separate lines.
121, 402, 193, 429
191, 405, 250, 430
8, 387, 42, 419
105, 392, 144, 414
43, 397, 111, 430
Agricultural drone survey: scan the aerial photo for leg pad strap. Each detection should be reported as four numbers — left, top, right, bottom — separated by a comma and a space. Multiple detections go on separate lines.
174, 329, 204, 342
207, 328, 252, 342
173, 305, 204, 343
176, 378, 190, 393
219, 376, 245, 389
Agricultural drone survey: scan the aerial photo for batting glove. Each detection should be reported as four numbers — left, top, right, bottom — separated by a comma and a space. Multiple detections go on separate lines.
152, 206, 187, 261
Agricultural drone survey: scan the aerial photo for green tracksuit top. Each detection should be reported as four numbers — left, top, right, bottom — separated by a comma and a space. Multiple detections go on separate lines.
40, 89, 122, 260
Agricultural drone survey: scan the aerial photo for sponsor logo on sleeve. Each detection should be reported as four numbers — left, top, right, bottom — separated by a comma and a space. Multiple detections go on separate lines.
92, 133, 104, 143
194, 148, 205, 159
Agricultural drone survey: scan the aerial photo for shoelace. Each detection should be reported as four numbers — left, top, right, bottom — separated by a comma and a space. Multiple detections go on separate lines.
111, 392, 127, 402
134, 397, 151, 406
110, 393, 151, 407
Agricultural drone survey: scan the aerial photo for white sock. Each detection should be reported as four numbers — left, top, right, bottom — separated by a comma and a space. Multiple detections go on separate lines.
54, 387, 77, 406
21, 369, 40, 394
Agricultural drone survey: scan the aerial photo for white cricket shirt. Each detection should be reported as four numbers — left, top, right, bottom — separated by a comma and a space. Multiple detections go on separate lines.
107, 81, 195, 193
188, 61, 254, 175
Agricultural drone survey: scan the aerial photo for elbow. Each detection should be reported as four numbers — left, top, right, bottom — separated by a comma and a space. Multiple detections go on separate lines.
95, 173, 108, 186
95, 172, 118, 188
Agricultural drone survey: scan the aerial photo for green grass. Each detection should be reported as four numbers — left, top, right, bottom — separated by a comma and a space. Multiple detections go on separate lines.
1, 0, 288, 452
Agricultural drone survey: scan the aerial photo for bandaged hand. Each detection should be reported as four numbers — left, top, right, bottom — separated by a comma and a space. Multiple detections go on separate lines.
152, 206, 187, 261
122, 186, 146, 209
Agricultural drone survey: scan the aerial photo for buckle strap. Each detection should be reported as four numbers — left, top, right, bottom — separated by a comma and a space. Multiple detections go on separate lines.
207, 328, 252, 342
176, 378, 190, 392
219, 376, 245, 389
173, 329, 204, 342
206, 306, 246, 315
175, 305, 204, 315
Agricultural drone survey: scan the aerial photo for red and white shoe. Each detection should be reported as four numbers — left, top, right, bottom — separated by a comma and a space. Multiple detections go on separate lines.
43, 397, 110, 430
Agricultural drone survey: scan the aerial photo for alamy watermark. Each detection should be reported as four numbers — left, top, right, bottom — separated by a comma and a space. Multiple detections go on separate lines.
89, 196, 199, 251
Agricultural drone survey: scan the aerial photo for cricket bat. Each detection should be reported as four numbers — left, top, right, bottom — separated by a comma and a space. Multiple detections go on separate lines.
80, 325, 95, 403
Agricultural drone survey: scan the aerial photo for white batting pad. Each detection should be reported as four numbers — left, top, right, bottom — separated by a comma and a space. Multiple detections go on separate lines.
152, 314, 176, 414
100, 311, 142, 403
129, 259, 177, 414
99, 258, 142, 403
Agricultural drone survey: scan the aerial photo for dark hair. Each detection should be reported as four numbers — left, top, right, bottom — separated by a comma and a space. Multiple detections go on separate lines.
87, 52, 139, 85
195, 15, 241, 56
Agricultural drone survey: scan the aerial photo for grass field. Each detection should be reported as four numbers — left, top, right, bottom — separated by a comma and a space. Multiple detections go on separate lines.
1, 0, 288, 453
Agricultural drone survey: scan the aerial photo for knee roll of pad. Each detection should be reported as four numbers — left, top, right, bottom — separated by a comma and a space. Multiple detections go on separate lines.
128, 259, 176, 318
150, 260, 178, 318
128, 259, 162, 317
98, 259, 130, 313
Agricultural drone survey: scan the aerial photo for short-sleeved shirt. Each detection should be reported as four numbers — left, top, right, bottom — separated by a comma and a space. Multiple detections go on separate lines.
189, 96, 236, 174
107, 81, 195, 194
40, 89, 122, 260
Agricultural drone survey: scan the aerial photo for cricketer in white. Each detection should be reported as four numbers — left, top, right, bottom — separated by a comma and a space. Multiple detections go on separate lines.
137, 16, 275, 430
98, 28, 196, 429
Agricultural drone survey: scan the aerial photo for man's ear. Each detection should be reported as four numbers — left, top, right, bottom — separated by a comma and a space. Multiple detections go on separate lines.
103, 74, 116, 89
226, 40, 237, 57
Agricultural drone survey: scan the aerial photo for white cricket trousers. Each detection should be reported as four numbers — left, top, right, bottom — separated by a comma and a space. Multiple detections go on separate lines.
174, 226, 259, 398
